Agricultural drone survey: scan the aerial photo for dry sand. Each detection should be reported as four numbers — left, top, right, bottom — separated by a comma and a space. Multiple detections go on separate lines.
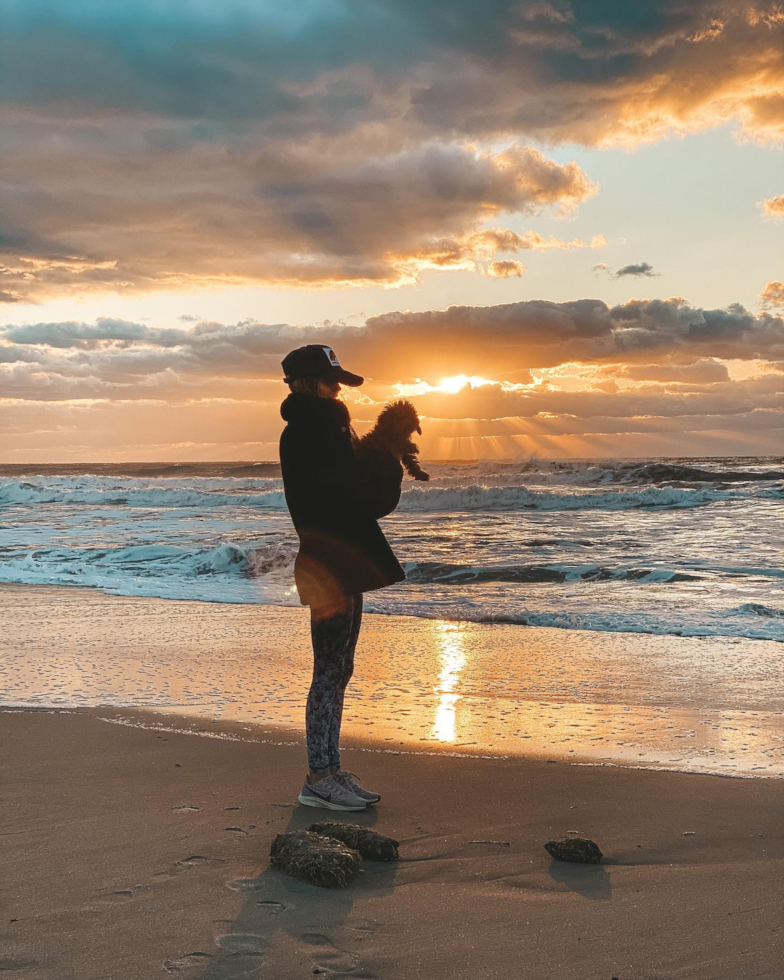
4, 708, 783, 980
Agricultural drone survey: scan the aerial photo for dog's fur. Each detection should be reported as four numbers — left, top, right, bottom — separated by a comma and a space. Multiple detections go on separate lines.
356, 400, 430, 481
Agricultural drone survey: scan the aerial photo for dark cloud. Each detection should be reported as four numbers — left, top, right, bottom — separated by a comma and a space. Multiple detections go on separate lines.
0, 141, 596, 299
1, 1, 782, 298
614, 262, 659, 278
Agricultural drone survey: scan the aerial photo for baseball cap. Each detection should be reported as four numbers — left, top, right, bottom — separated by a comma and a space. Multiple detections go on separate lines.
281, 345, 364, 387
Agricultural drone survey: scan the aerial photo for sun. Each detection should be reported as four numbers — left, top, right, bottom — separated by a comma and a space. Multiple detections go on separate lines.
436, 374, 492, 394
393, 374, 495, 397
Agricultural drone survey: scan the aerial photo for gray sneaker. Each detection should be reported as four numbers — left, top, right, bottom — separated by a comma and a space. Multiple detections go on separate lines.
298, 774, 367, 811
334, 769, 381, 805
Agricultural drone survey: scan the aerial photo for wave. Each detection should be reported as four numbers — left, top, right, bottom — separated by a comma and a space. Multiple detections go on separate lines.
622, 462, 784, 484
403, 561, 703, 585
364, 598, 784, 641
398, 484, 725, 511
735, 603, 784, 619
0, 476, 735, 512
0, 480, 286, 510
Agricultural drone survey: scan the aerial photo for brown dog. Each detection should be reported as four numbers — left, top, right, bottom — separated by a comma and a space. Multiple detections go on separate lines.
356, 400, 430, 481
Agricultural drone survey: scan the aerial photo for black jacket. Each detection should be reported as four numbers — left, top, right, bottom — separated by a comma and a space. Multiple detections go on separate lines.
279, 393, 405, 607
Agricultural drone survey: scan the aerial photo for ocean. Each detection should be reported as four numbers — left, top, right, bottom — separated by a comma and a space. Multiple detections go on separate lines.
2, 455, 782, 642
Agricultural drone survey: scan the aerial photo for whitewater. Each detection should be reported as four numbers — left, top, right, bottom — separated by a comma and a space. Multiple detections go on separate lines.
1, 455, 782, 641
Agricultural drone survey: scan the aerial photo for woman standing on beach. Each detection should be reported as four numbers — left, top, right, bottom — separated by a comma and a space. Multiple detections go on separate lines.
279, 344, 405, 811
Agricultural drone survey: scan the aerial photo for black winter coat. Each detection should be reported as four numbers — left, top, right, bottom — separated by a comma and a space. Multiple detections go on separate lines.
279, 393, 405, 607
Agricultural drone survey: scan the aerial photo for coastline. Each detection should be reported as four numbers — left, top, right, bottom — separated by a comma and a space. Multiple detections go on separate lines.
5, 582, 784, 977
2, 582, 782, 778
4, 707, 783, 979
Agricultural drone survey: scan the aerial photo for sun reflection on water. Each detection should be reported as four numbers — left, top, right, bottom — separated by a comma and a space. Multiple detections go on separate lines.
431, 622, 467, 741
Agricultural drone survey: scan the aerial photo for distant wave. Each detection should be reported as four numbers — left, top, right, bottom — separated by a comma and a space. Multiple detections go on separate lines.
2, 456, 782, 487
622, 462, 784, 483
398, 484, 725, 511
0, 480, 286, 510
0, 476, 735, 512
403, 561, 703, 585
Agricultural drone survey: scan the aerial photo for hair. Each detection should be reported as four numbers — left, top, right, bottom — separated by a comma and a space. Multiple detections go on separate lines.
288, 376, 325, 397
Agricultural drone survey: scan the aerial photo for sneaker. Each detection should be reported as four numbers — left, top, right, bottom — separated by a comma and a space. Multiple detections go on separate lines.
297, 774, 367, 811
334, 769, 381, 805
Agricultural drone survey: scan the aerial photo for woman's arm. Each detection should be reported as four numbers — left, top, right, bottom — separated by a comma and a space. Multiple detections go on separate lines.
355, 449, 404, 520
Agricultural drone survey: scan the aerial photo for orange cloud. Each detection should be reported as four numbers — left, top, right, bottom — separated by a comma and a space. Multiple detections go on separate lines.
760, 194, 784, 217
760, 280, 784, 308
485, 260, 525, 279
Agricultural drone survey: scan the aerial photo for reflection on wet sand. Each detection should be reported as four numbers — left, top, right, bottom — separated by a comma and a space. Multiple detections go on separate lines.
431, 622, 467, 742
3, 585, 783, 777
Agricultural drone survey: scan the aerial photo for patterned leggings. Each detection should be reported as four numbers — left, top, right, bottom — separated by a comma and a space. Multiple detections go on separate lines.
306, 594, 363, 773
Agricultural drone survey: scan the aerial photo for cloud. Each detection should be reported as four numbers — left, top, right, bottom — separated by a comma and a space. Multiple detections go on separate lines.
2, 1, 783, 300
3, 297, 783, 405
760, 194, 784, 217
0, 142, 597, 300
594, 261, 661, 279
760, 280, 784, 309
618, 359, 730, 383
614, 262, 660, 279
485, 260, 525, 278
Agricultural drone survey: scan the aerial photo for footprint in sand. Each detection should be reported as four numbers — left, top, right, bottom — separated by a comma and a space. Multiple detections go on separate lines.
217, 934, 267, 956
301, 932, 361, 975
82, 888, 134, 913
224, 878, 287, 913
155, 854, 226, 881
163, 951, 212, 973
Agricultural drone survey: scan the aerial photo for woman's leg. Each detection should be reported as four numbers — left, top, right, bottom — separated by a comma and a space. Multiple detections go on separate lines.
306, 596, 354, 777
327, 593, 363, 771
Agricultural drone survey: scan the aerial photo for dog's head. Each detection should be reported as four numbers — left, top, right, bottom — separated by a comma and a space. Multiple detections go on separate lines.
376, 400, 422, 439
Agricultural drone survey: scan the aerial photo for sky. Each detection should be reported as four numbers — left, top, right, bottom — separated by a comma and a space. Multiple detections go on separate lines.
1, 0, 783, 462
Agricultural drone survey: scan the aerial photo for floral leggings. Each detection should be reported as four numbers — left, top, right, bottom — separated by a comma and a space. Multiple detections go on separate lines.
306, 594, 363, 773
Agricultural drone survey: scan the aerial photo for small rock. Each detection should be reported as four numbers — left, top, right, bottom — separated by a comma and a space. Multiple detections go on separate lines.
544, 838, 603, 864
308, 822, 400, 861
270, 831, 361, 889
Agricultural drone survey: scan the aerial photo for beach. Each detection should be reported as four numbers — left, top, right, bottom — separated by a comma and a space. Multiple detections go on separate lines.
5, 708, 783, 980
3, 584, 784, 979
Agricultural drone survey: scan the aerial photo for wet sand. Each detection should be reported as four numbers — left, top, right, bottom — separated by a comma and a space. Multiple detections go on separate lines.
2, 584, 782, 777
4, 707, 783, 980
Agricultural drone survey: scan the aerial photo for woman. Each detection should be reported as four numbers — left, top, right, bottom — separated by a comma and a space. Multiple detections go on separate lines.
279, 344, 405, 811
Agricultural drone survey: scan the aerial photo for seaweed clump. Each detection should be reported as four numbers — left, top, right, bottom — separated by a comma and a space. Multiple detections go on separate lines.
270, 830, 361, 889
309, 822, 400, 862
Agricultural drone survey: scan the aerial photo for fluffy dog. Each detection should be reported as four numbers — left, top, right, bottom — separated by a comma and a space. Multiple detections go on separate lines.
356, 400, 430, 481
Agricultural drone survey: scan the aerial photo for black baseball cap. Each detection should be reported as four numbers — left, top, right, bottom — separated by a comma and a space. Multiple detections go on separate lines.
281, 345, 364, 387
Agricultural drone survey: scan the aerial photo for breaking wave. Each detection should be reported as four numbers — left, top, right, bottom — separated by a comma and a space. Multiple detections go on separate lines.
398, 484, 725, 511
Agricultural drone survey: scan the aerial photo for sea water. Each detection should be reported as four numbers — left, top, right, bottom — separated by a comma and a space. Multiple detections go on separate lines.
1, 456, 782, 642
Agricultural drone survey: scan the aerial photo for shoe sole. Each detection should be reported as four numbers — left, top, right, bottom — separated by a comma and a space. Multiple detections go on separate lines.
297, 792, 366, 811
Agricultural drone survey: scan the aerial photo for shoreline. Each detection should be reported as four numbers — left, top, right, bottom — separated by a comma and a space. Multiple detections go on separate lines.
1, 574, 782, 643
2, 582, 782, 779
4, 707, 783, 979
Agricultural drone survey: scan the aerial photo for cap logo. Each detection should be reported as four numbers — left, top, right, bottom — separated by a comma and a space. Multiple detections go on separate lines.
322, 346, 340, 366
